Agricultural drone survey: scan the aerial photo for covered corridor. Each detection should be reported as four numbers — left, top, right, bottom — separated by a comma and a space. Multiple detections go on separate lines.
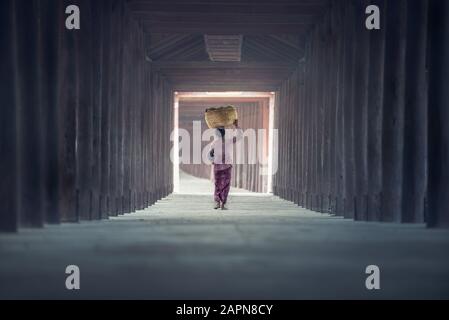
1, 0, 449, 299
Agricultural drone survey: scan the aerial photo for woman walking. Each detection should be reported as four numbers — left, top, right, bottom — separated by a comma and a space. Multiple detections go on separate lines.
209, 119, 242, 210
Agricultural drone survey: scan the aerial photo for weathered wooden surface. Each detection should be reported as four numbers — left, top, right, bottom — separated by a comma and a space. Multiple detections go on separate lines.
0, 0, 18, 232
428, 0, 449, 228
273, 0, 434, 226
0, 0, 173, 232
402, 0, 429, 223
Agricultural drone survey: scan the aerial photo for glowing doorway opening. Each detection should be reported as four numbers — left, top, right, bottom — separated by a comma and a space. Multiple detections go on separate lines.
173, 91, 276, 194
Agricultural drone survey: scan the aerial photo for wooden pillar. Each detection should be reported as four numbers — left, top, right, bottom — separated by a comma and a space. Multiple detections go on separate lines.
366, 0, 386, 222
122, 15, 132, 214
402, 0, 428, 223
90, 0, 104, 220
334, 0, 346, 216
39, 0, 61, 224
100, 0, 112, 219
137, 31, 144, 209
427, 0, 449, 228
322, 12, 332, 213
342, 0, 356, 219
116, 1, 125, 215
0, 0, 18, 232
352, 0, 370, 221
135, 32, 142, 210
329, 0, 343, 215
57, 0, 79, 222
142, 64, 150, 208
76, 0, 94, 220
15, 0, 44, 228
285, 84, 290, 201
316, 25, 325, 212
304, 41, 313, 209
298, 64, 306, 207
276, 91, 281, 197
309, 29, 318, 211
108, 0, 121, 217
381, 0, 407, 222
148, 72, 155, 205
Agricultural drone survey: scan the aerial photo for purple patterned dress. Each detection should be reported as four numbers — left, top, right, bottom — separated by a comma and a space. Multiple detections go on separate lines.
210, 128, 242, 205
214, 166, 232, 204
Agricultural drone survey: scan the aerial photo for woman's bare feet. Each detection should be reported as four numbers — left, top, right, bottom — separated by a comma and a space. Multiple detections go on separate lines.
214, 201, 221, 210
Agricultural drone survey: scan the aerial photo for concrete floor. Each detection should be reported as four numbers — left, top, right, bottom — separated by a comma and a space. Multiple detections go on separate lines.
1, 173, 449, 299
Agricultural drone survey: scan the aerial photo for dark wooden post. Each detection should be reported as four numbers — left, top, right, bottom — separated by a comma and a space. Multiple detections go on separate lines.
90, 0, 104, 220
15, 0, 44, 228
304, 41, 313, 209
352, 0, 370, 221
309, 30, 317, 211
39, 0, 62, 225
108, 1, 120, 217
315, 23, 325, 213
342, 0, 356, 219
402, 0, 429, 223
76, 0, 94, 220
322, 14, 331, 213
298, 64, 306, 207
122, 15, 132, 214
100, 0, 112, 219
381, 0, 407, 222
327, 0, 340, 216
57, 0, 80, 223
427, 0, 449, 228
331, 0, 345, 216
366, 0, 386, 222
0, 0, 18, 232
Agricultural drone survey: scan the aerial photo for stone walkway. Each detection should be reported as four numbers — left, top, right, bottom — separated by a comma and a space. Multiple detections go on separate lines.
0, 176, 449, 299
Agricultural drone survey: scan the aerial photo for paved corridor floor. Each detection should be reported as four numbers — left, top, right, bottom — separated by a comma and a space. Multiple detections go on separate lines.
1, 190, 449, 299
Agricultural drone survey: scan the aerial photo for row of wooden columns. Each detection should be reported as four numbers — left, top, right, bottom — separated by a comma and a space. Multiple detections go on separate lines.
232, 101, 270, 193
0, 0, 173, 232
273, 0, 449, 228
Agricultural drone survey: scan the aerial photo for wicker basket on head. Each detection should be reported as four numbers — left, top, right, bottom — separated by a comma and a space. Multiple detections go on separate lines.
205, 105, 238, 129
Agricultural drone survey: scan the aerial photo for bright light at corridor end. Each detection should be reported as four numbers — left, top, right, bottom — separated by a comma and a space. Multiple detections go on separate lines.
173, 91, 277, 194
176, 91, 275, 99
205, 91, 244, 96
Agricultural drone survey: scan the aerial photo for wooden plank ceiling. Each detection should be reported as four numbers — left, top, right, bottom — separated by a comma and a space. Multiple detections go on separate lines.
205, 35, 243, 62
127, 0, 330, 91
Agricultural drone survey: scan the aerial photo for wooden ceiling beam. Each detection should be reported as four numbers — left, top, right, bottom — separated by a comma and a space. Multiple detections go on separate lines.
161, 69, 292, 75
133, 12, 320, 24
171, 79, 281, 85
141, 22, 312, 35
253, 35, 303, 58
243, 36, 304, 62
168, 76, 288, 82
147, 34, 193, 55
127, 0, 327, 4
172, 85, 280, 91
127, 1, 328, 15
156, 37, 205, 60
151, 61, 299, 69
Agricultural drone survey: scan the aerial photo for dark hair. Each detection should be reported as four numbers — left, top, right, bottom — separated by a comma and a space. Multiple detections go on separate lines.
217, 128, 225, 138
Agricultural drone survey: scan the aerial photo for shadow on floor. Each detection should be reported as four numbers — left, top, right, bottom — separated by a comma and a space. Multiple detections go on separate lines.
0, 188, 449, 299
